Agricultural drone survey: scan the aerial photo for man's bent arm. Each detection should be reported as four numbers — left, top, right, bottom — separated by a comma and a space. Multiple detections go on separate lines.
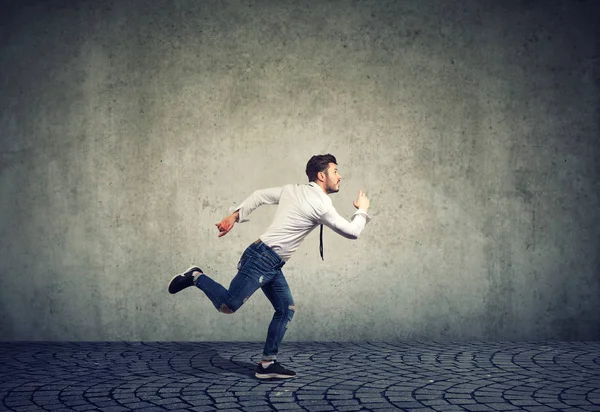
320, 207, 371, 240
233, 187, 284, 223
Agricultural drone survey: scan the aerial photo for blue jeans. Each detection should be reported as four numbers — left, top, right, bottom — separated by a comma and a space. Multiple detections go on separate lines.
195, 240, 295, 361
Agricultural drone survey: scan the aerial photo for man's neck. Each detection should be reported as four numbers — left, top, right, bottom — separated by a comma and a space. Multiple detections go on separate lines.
313, 181, 328, 194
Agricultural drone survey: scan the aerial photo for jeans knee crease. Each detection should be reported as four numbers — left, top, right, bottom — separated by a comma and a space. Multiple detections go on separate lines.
219, 304, 233, 314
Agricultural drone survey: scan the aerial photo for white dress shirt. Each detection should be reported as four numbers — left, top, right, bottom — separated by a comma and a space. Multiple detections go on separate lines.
233, 182, 371, 261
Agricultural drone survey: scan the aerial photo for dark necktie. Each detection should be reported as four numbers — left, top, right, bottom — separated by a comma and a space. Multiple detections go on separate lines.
319, 224, 324, 260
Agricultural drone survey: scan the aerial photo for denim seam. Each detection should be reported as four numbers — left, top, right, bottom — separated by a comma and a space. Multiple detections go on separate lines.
196, 277, 219, 310
268, 276, 287, 358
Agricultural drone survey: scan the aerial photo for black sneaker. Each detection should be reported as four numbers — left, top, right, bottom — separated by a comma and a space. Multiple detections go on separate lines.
255, 361, 296, 379
168, 266, 202, 294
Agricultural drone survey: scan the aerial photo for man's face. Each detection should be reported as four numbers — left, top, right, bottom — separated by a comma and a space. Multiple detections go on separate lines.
323, 163, 342, 194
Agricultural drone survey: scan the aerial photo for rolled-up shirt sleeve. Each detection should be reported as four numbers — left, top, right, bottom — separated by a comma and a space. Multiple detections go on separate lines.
320, 206, 371, 240
231, 187, 284, 223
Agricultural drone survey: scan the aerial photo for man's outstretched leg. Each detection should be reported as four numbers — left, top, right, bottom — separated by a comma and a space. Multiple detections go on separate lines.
168, 266, 259, 314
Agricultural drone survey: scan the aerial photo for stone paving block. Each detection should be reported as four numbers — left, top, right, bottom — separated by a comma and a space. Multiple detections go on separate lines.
422, 399, 452, 406
212, 396, 239, 403
534, 398, 561, 406
448, 398, 477, 405
445, 393, 474, 399
355, 396, 386, 404
187, 407, 216, 412
185, 398, 213, 405
152, 398, 186, 406
214, 402, 242, 409
388, 400, 424, 408
386, 395, 417, 402
4, 399, 34, 407
271, 402, 304, 410
475, 397, 506, 403
46, 409, 79, 412
163, 402, 195, 410
361, 400, 392, 409
121, 401, 158, 409
139, 395, 163, 401
335, 406, 364, 411
297, 394, 326, 400
11, 406, 45, 412
298, 399, 330, 406
509, 399, 541, 406
90, 400, 124, 408
330, 399, 360, 406
486, 402, 520, 411
565, 399, 592, 406
242, 407, 274, 412
72, 405, 97, 411
64, 400, 90, 407
270, 398, 298, 405
239, 400, 269, 407
326, 394, 353, 400
475, 392, 503, 397
463, 404, 495, 411
431, 406, 465, 412
96, 406, 131, 412
303, 405, 335, 412
418, 394, 448, 401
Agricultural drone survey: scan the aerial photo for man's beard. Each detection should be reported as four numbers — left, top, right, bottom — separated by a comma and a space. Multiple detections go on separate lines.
327, 183, 339, 194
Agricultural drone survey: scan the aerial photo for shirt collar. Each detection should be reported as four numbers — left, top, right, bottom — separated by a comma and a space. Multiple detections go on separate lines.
308, 182, 322, 191
308, 181, 327, 196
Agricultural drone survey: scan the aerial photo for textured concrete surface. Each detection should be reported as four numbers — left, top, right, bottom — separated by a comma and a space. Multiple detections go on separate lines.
1, 341, 600, 412
1, 0, 599, 341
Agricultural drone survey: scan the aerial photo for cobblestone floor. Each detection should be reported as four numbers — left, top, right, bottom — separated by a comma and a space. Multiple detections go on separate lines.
1, 341, 599, 412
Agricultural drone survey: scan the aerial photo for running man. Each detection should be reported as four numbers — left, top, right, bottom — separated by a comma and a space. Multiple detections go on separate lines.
168, 154, 371, 379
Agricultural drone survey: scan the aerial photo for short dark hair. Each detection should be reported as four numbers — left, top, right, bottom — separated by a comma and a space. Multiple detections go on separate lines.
305, 154, 337, 182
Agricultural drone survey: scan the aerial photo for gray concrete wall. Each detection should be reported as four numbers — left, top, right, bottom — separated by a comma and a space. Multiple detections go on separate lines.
1, 0, 598, 342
